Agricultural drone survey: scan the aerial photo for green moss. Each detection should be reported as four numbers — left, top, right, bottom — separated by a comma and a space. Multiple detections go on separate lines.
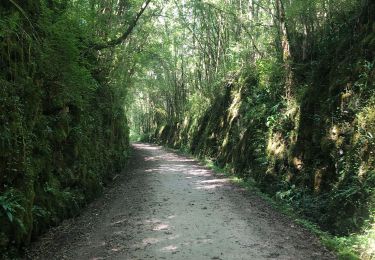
0, 2, 130, 256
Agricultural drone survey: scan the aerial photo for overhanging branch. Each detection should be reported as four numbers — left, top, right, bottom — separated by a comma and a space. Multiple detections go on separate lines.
93, 0, 152, 50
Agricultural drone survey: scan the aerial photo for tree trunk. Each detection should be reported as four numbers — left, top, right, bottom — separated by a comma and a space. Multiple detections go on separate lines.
275, 0, 294, 100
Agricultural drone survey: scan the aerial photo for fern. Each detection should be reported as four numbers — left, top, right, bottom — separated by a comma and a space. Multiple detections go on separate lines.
0, 190, 26, 233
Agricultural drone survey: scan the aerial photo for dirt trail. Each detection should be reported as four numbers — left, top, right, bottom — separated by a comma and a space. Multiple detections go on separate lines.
27, 143, 335, 260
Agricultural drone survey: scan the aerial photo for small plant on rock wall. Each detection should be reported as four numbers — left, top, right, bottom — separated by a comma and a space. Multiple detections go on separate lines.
0, 190, 26, 243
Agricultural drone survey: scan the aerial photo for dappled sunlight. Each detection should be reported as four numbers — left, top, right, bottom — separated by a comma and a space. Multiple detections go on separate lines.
143, 164, 212, 177
144, 156, 162, 161
166, 234, 181, 240
129, 217, 181, 255
330, 125, 340, 141
145, 165, 187, 175
267, 132, 286, 158
145, 218, 163, 224
186, 168, 211, 177
161, 245, 179, 252
131, 237, 161, 250
227, 88, 242, 125
139, 145, 226, 194
153, 223, 169, 231
111, 246, 125, 252
133, 143, 161, 151
358, 221, 375, 258
144, 166, 183, 174
366, 238, 375, 258
292, 157, 303, 171
200, 179, 230, 184
169, 157, 196, 162
194, 178, 230, 190
142, 237, 160, 246
144, 154, 195, 162
125, 141, 340, 258
195, 184, 224, 190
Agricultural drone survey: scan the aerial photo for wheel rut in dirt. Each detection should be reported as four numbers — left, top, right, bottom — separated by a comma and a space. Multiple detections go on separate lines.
28, 143, 335, 260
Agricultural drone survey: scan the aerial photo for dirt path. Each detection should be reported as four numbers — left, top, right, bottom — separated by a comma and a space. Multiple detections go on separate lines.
27, 143, 335, 260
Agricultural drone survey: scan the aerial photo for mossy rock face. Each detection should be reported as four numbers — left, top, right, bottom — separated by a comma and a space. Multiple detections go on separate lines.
0, 2, 130, 254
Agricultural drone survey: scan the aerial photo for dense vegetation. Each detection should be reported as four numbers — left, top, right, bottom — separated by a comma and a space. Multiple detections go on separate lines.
129, 0, 375, 258
0, 0, 144, 257
1, 0, 374, 258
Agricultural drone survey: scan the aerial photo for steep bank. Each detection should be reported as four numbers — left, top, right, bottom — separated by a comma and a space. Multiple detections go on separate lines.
146, 1, 375, 257
0, 2, 129, 257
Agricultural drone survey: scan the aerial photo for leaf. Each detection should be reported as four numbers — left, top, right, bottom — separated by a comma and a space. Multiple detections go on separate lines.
6, 211, 13, 223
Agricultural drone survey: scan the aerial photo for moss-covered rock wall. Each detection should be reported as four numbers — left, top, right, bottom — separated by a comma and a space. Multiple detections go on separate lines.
0, 1, 129, 256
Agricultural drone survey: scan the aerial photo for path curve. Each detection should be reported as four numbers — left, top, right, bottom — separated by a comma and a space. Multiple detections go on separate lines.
27, 143, 335, 260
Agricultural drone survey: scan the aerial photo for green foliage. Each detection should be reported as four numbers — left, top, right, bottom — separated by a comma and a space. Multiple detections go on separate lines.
0, 0, 131, 256
131, 1, 375, 258
0, 190, 26, 234
2, 0, 374, 258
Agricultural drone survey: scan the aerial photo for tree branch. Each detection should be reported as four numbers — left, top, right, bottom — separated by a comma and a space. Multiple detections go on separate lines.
93, 0, 152, 50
